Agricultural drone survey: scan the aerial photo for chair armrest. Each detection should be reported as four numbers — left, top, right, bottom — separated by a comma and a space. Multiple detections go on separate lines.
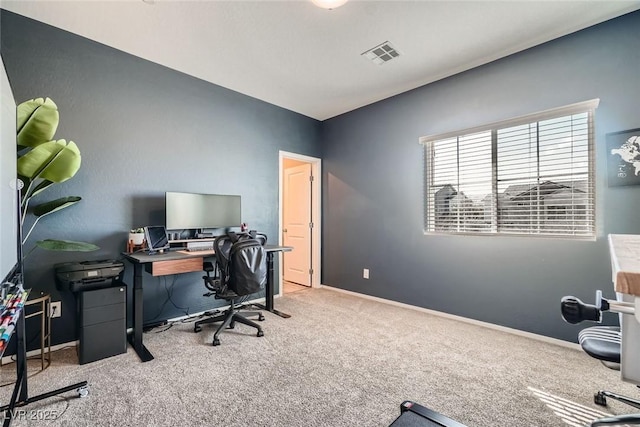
203, 276, 221, 293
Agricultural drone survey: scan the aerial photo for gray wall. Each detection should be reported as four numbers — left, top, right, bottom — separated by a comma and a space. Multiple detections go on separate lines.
322, 11, 640, 342
3, 8, 639, 348
1, 10, 321, 346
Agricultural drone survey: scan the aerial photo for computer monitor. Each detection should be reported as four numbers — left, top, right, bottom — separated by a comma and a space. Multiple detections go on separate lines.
165, 192, 241, 230
144, 226, 170, 253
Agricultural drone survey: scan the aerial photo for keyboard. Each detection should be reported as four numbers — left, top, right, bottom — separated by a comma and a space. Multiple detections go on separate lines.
187, 246, 213, 252
186, 241, 214, 251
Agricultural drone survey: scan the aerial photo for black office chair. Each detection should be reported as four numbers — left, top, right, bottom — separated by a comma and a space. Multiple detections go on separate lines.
561, 295, 640, 426
194, 231, 267, 346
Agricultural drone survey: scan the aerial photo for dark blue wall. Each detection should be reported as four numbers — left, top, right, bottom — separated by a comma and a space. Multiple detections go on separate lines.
3, 8, 639, 347
322, 11, 640, 342
1, 10, 321, 346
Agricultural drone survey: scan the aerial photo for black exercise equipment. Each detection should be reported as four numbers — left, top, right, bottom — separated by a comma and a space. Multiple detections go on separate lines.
389, 401, 467, 427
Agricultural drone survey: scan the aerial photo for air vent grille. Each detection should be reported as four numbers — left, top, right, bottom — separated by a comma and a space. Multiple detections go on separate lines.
362, 41, 400, 65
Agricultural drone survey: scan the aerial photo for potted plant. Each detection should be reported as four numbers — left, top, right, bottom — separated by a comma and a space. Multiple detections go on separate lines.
129, 228, 145, 246
17, 97, 98, 255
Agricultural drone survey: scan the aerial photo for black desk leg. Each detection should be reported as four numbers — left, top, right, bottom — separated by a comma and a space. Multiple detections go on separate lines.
129, 263, 154, 362
253, 251, 290, 318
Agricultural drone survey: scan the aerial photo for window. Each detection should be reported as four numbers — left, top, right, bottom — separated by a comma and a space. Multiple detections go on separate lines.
422, 100, 598, 238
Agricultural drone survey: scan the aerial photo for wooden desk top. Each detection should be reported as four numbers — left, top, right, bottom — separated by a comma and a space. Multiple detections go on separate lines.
122, 245, 292, 264
609, 234, 640, 297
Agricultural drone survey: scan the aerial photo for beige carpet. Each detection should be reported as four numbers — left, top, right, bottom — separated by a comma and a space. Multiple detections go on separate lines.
1, 287, 638, 426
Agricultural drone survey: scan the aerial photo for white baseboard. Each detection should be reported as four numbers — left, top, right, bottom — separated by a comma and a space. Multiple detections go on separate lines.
319, 284, 580, 350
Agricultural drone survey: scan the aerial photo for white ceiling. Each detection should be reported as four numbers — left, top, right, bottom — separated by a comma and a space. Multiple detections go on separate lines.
2, 1, 639, 121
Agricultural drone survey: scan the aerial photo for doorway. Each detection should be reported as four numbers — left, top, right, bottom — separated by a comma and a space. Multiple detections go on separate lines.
279, 151, 321, 296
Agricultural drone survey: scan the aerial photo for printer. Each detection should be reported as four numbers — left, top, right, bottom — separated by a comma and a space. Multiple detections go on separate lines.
55, 259, 124, 292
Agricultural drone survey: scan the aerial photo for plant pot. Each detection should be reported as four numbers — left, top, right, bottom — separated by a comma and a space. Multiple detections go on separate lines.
129, 232, 145, 245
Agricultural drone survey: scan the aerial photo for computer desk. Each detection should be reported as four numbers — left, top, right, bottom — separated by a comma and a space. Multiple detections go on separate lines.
121, 245, 292, 363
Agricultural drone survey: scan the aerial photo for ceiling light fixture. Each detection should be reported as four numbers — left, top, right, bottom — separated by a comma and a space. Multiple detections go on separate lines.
311, 0, 348, 10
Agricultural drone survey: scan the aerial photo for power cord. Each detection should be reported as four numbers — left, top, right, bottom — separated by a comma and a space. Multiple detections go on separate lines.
144, 309, 224, 334
144, 274, 195, 328
164, 276, 190, 317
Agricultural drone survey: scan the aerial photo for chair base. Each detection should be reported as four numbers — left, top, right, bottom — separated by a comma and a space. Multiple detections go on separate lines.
595, 390, 640, 410
590, 413, 640, 426
194, 305, 264, 346
589, 389, 640, 426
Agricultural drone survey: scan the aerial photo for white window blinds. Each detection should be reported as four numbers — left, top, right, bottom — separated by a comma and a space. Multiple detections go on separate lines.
422, 100, 597, 238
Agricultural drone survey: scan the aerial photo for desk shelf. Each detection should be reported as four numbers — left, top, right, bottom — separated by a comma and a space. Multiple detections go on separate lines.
169, 238, 215, 244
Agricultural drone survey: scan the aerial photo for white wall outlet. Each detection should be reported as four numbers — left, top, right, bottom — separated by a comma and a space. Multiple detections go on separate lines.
50, 301, 62, 318
363, 268, 369, 279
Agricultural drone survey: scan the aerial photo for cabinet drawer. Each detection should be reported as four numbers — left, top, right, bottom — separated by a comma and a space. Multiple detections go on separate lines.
81, 303, 125, 326
146, 257, 203, 276
79, 319, 126, 364
81, 285, 126, 308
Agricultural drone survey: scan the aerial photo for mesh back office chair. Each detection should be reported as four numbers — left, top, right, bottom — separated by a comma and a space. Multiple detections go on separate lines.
193, 232, 267, 346
561, 296, 640, 426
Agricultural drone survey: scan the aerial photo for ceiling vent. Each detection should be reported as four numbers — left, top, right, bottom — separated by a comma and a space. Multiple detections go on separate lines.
361, 41, 400, 65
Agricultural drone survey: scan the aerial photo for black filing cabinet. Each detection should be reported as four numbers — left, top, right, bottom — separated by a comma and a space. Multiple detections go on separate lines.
78, 284, 127, 364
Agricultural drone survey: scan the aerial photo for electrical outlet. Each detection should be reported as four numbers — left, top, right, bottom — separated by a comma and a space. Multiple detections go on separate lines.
363, 268, 369, 279
50, 301, 61, 318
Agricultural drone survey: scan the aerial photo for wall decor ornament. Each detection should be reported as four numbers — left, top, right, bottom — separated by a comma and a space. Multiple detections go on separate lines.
607, 128, 640, 187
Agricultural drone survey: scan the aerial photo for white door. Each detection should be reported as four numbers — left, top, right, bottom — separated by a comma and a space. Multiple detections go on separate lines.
283, 163, 312, 286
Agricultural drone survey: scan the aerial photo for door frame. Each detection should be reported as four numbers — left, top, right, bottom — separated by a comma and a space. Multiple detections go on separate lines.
278, 151, 322, 294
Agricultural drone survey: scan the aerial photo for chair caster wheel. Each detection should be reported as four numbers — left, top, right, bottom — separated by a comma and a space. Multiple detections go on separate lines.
194, 325, 202, 333
594, 392, 607, 406
228, 323, 235, 329
257, 330, 264, 337
77, 386, 90, 398
258, 314, 265, 321
213, 339, 221, 346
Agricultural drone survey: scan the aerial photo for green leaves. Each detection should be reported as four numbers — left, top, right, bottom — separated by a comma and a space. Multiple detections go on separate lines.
33, 196, 82, 217
29, 180, 55, 198
17, 97, 59, 148
17, 138, 81, 183
22, 197, 83, 244
35, 239, 99, 252
17, 139, 81, 183
16, 96, 99, 253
